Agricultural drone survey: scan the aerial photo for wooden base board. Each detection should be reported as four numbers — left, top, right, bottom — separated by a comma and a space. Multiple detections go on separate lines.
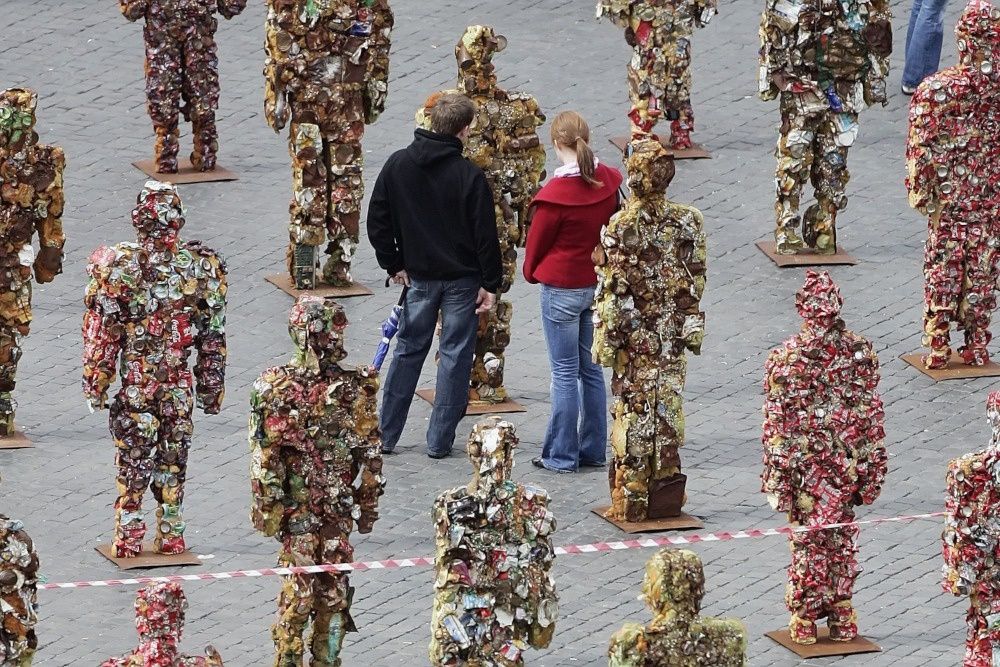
609, 136, 711, 159
414, 389, 526, 415
590, 506, 703, 534
96, 543, 203, 570
132, 158, 238, 184
900, 353, 1000, 381
756, 240, 857, 267
765, 628, 881, 658
0, 430, 32, 449
265, 274, 373, 299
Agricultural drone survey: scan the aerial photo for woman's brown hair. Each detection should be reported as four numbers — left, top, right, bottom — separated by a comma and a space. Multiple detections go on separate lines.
550, 111, 603, 188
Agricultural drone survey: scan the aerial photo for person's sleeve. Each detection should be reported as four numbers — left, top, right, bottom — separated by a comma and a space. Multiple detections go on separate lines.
521, 202, 560, 285
367, 165, 404, 276
470, 170, 502, 292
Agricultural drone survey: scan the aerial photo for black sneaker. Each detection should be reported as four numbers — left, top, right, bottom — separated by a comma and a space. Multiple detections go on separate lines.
427, 450, 450, 459
579, 460, 607, 468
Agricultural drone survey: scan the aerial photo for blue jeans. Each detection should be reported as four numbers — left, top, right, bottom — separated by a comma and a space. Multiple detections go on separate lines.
380, 276, 479, 456
539, 284, 608, 471
902, 0, 949, 88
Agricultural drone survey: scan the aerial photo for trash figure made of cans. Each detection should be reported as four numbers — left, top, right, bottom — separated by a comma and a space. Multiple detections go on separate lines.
597, 0, 718, 148
608, 548, 747, 666
758, 0, 892, 255
592, 137, 707, 523
120, 0, 248, 173
0, 88, 65, 439
415, 25, 546, 405
101, 582, 223, 667
429, 417, 558, 666
249, 295, 384, 667
761, 270, 887, 644
942, 391, 1000, 667
82, 180, 228, 559
905, 0, 1000, 370
0, 473, 39, 667
264, 0, 394, 290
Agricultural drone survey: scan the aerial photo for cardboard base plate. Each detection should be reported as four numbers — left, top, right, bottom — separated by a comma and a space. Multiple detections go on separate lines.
755, 240, 857, 267
590, 506, 703, 534
415, 389, 526, 415
265, 274, 373, 299
609, 136, 711, 159
0, 430, 32, 449
96, 543, 202, 570
901, 353, 1000, 381
765, 628, 881, 658
132, 158, 238, 184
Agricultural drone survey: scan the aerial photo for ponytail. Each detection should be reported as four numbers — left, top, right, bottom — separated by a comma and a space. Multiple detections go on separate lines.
574, 137, 602, 188
551, 110, 604, 188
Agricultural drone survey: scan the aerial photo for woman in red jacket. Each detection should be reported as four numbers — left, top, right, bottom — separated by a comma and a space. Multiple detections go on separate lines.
523, 111, 623, 472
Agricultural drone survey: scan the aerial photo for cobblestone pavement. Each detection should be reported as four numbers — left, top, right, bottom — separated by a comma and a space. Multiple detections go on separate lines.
0, 0, 982, 665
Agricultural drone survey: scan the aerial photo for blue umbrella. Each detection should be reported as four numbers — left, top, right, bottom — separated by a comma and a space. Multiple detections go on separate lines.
372, 287, 407, 371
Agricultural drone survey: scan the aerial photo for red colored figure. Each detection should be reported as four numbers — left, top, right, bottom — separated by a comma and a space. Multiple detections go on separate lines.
83, 180, 228, 559
905, 0, 1000, 370
761, 270, 887, 644
942, 392, 1000, 667
120, 0, 248, 173
102, 582, 223, 666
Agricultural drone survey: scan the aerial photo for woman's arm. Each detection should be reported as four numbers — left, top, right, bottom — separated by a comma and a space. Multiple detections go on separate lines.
521, 202, 560, 284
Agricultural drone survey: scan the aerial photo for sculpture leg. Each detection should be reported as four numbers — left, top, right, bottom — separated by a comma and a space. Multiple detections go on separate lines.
921, 212, 961, 368
964, 592, 999, 667
665, 37, 694, 150
309, 524, 355, 667
626, 64, 660, 136
786, 532, 828, 644
957, 220, 997, 366
773, 102, 813, 254
273, 534, 319, 667
0, 269, 31, 436
607, 387, 655, 521
143, 24, 183, 173
150, 395, 192, 554
320, 127, 364, 288
287, 122, 328, 290
184, 17, 221, 171
804, 112, 853, 255
827, 525, 860, 640
469, 204, 515, 404
109, 398, 159, 557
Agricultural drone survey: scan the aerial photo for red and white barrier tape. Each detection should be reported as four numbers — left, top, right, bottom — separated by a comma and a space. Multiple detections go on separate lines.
39, 511, 944, 591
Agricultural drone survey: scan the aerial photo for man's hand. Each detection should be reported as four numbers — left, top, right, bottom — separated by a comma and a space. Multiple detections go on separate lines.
391, 270, 410, 287
476, 289, 496, 314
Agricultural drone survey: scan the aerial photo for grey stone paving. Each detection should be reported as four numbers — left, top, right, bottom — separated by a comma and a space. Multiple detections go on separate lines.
0, 0, 981, 665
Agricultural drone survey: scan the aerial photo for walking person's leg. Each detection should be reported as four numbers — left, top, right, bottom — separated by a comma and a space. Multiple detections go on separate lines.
902, 0, 949, 90
380, 279, 442, 453
576, 288, 608, 467
538, 285, 583, 472
426, 277, 479, 457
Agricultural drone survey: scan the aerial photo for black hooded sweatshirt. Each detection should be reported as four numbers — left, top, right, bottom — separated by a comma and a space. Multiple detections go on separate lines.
367, 129, 503, 293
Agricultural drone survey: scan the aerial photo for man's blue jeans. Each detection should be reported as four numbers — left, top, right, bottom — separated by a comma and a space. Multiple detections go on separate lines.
903, 0, 950, 88
380, 276, 479, 456
539, 284, 608, 471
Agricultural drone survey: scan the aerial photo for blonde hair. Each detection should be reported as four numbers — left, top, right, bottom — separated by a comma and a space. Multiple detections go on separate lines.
550, 111, 602, 188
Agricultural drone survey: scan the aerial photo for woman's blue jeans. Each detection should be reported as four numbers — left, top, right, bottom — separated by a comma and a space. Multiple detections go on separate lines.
903, 0, 950, 88
539, 284, 608, 471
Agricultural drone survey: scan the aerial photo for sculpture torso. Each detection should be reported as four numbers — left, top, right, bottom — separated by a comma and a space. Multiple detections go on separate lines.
0, 142, 64, 262
609, 616, 747, 666
0, 515, 38, 667
146, 0, 219, 30
943, 448, 1000, 595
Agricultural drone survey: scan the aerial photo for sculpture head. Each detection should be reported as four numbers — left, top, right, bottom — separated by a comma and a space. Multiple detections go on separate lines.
134, 582, 186, 644
288, 295, 348, 371
640, 548, 705, 622
624, 138, 675, 197
466, 417, 517, 493
795, 270, 843, 329
0, 88, 38, 152
956, 0, 1000, 69
132, 180, 185, 249
456, 25, 506, 93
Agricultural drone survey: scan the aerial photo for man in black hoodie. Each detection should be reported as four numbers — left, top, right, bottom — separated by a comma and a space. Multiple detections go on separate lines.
367, 93, 502, 458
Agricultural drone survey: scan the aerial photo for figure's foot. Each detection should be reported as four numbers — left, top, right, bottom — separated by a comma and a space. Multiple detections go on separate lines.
812, 233, 836, 255
320, 256, 351, 289
959, 345, 990, 366
155, 534, 186, 555
789, 615, 818, 645
0, 392, 14, 437
190, 150, 217, 172
774, 230, 805, 255
828, 600, 858, 641
114, 533, 145, 559
155, 158, 179, 174
667, 131, 693, 151
922, 350, 951, 369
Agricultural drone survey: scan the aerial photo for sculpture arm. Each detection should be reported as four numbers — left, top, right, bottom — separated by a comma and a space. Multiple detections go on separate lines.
853, 342, 888, 505
692, 0, 718, 29
248, 374, 287, 538
761, 348, 795, 512
81, 251, 122, 410
592, 224, 628, 369
364, 0, 395, 124
193, 249, 227, 414
263, 15, 291, 132
33, 145, 66, 284
595, 1, 631, 30
118, 0, 148, 21
904, 84, 946, 215
757, 4, 785, 101
607, 624, 645, 667
351, 368, 385, 534
216, 0, 247, 19
862, 0, 892, 106
682, 204, 708, 355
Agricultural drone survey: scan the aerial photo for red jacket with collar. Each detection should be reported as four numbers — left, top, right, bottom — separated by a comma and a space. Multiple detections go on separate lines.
522, 162, 623, 288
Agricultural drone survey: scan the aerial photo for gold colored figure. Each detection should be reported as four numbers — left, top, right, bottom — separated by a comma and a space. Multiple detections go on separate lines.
429, 418, 558, 665
417, 25, 547, 405
597, 0, 718, 148
0, 474, 39, 667
593, 138, 706, 522
264, 0, 394, 290
608, 548, 746, 666
250, 296, 384, 667
0, 88, 65, 438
